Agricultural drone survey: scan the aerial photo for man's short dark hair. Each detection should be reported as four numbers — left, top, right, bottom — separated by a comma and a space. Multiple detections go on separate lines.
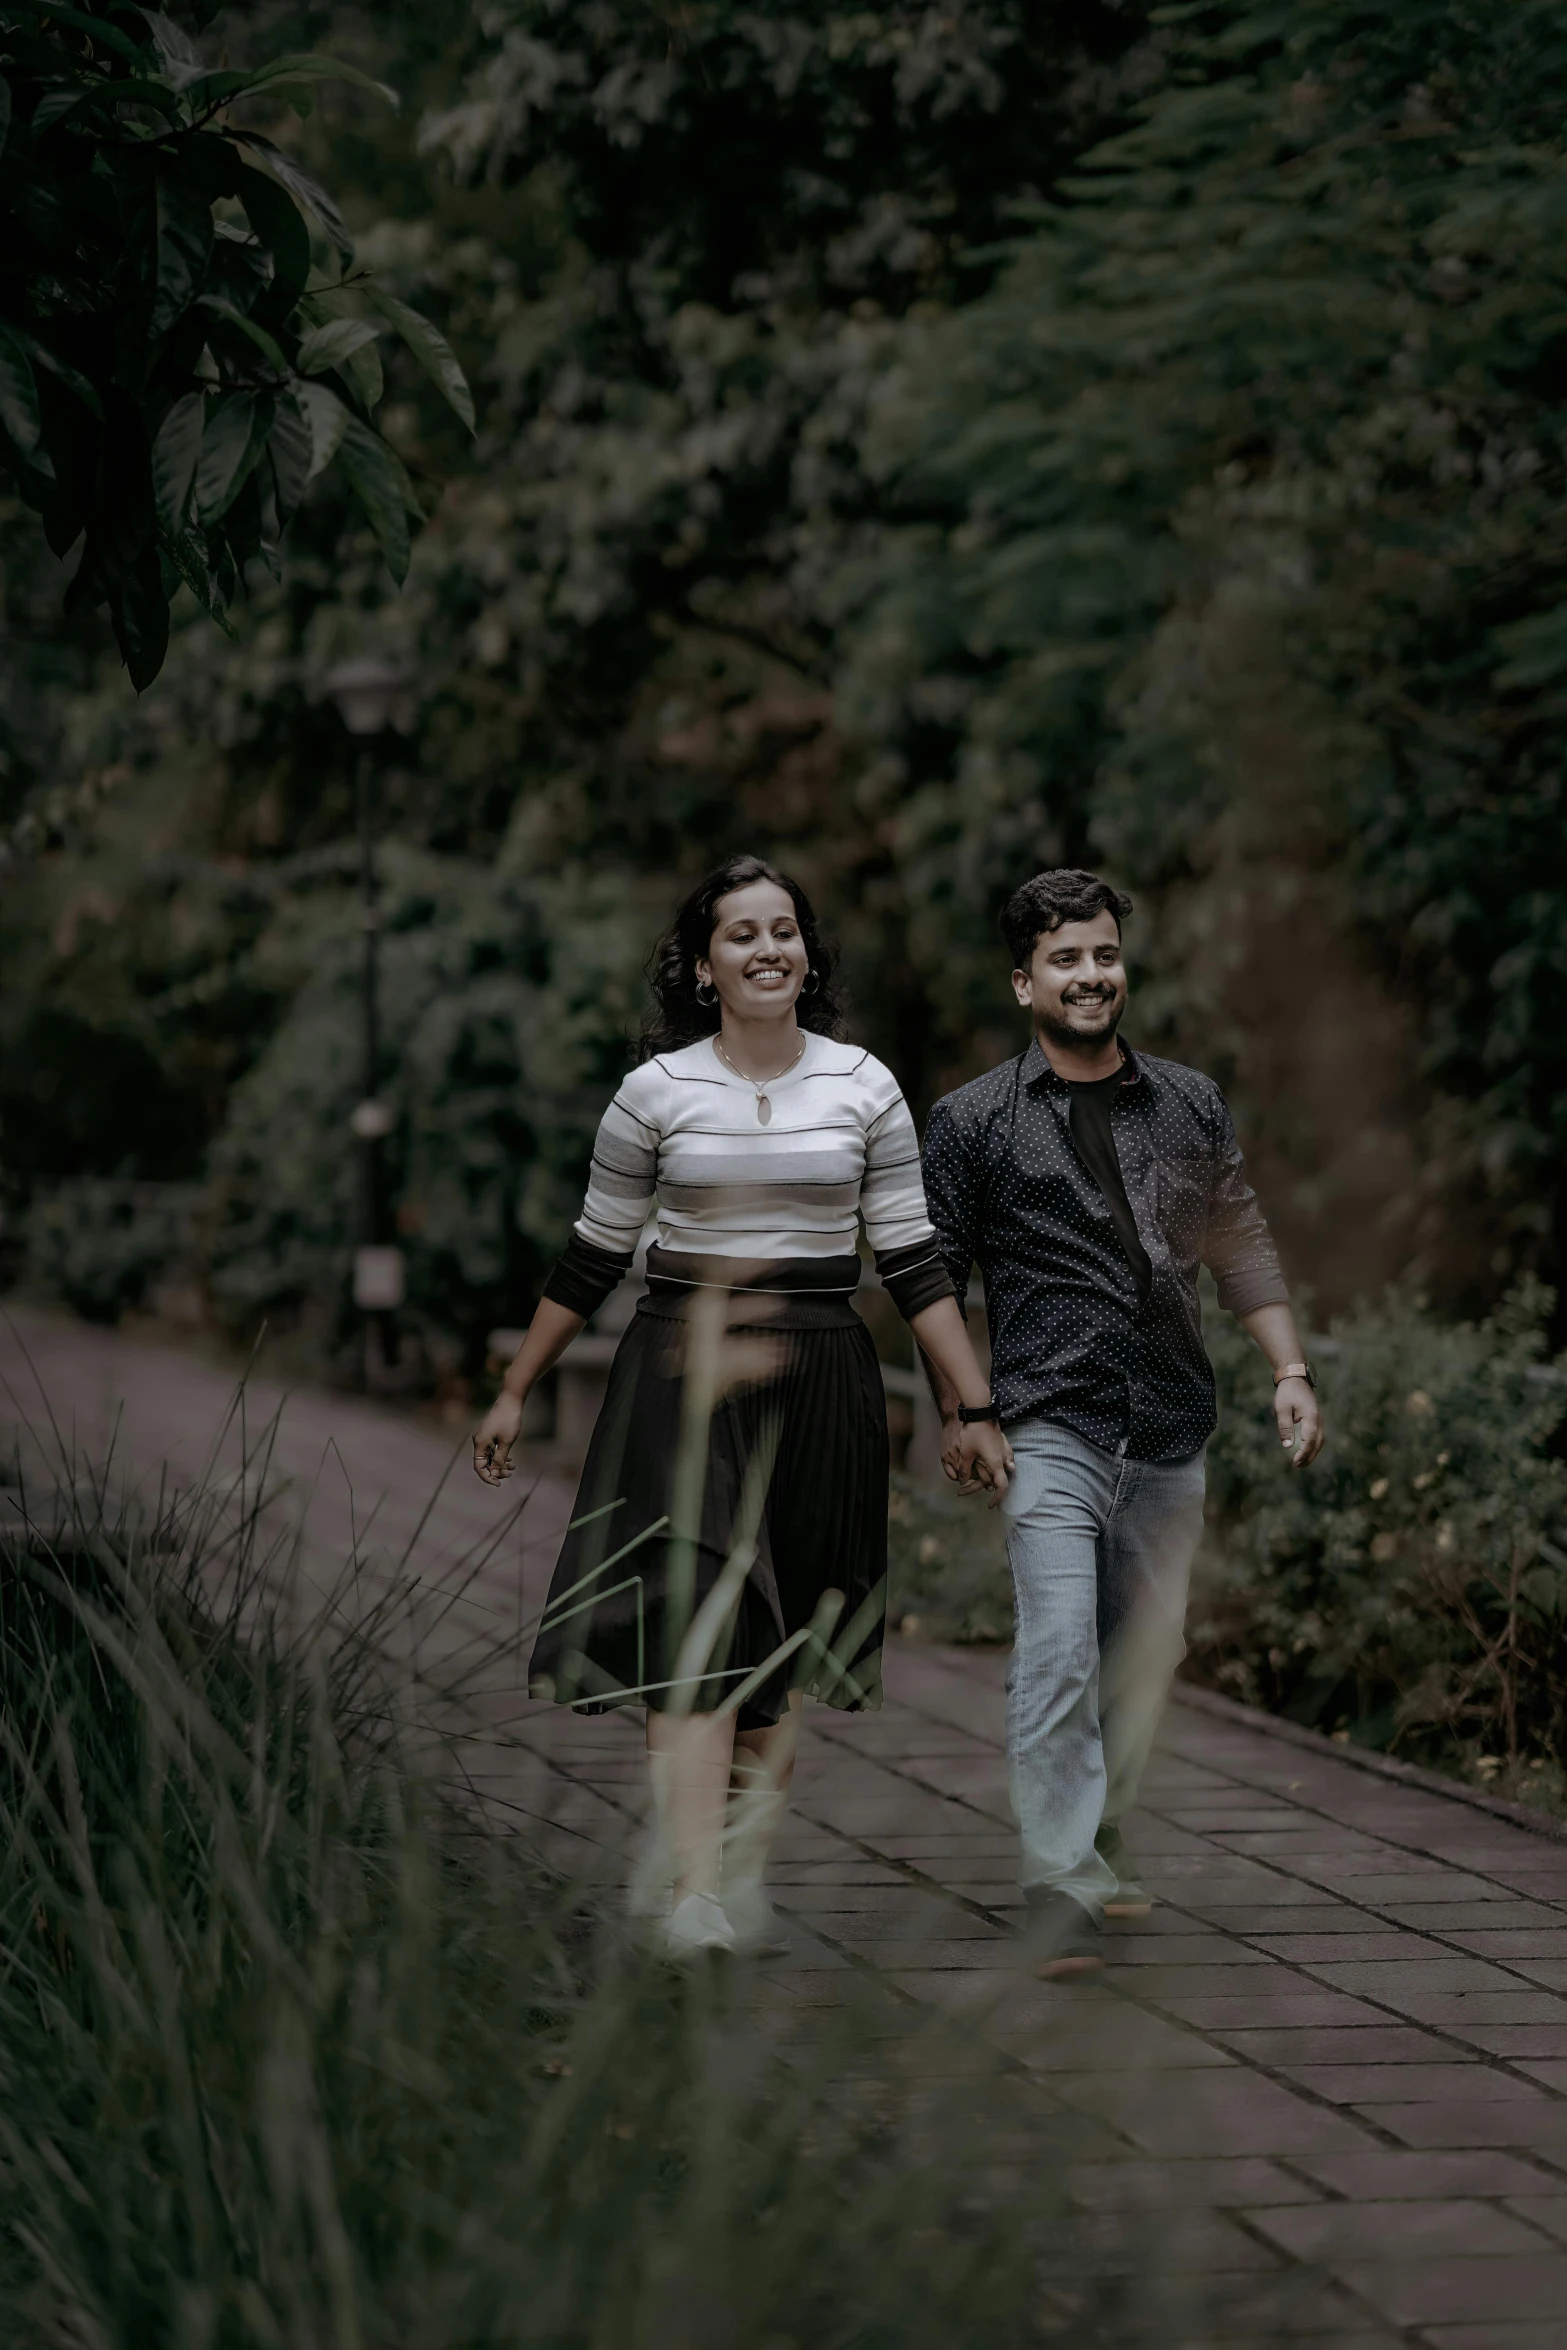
999, 869, 1133, 968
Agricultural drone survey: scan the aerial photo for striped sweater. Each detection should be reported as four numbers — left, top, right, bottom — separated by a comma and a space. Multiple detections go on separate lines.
542, 1034, 954, 1322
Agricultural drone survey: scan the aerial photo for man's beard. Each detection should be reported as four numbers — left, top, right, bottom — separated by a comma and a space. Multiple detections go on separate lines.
1036, 990, 1125, 1051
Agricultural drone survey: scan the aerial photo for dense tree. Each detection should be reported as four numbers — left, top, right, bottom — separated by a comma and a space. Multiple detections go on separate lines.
0, 1, 471, 686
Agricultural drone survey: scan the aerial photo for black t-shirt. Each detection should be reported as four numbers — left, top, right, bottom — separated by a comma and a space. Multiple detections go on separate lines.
1067, 1061, 1152, 1301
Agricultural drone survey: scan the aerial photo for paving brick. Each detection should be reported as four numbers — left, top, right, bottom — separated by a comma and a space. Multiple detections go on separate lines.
1339, 2252, 1567, 2325
1503, 2195, 1567, 2248
1380, 1990, 1567, 2027
1445, 2023, 1567, 2059
1375, 1901, 1565, 1931
1423, 2328, 1567, 2350
1162, 1992, 1394, 2030
1053, 2067, 1376, 2158
1067, 2155, 1324, 2209
1300, 1955, 1529, 1996
1247, 1932, 1448, 1964
1355, 2097, 1567, 2151
1295, 2147, 1564, 2200
1103, 1934, 1268, 1967
1509, 1957, 1567, 1993
1279, 2062, 1544, 2105
1246, 2195, 1545, 2260
1212, 2024, 1455, 2066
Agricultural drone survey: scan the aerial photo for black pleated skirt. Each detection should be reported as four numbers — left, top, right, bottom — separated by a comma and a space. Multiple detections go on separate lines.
529, 1266, 888, 1730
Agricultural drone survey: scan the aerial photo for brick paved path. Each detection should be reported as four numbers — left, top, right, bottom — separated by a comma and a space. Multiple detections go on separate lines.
5, 1306, 1567, 2346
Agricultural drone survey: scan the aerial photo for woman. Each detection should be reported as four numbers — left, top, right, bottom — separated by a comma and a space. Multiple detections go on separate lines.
473, 856, 1010, 1958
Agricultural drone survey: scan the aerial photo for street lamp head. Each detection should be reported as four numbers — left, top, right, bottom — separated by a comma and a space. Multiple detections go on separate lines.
326, 655, 407, 737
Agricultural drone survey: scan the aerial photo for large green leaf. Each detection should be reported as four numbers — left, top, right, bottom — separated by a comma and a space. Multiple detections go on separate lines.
194, 389, 270, 522
267, 388, 313, 522
295, 378, 349, 482
345, 336, 382, 413
232, 131, 354, 269
233, 160, 310, 319
0, 320, 42, 461
364, 285, 475, 432
21, 330, 103, 420
337, 414, 413, 584
296, 317, 380, 377
150, 170, 214, 339
2, 2, 144, 60
239, 52, 397, 109
150, 392, 204, 531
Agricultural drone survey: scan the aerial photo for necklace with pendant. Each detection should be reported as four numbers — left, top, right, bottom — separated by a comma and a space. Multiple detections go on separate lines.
713, 1029, 806, 1125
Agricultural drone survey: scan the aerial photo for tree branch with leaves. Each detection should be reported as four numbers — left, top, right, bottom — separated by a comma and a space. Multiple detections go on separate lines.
0, 0, 474, 686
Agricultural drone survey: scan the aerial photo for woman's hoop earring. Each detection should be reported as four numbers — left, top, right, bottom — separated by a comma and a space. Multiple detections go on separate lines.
801, 970, 820, 996
694, 979, 717, 1007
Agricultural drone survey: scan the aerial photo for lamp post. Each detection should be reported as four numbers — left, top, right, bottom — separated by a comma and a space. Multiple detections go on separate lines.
326, 655, 406, 1390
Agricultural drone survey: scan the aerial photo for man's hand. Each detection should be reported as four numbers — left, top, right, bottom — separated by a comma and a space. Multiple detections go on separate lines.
1275, 1375, 1324, 1470
940, 1417, 1015, 1505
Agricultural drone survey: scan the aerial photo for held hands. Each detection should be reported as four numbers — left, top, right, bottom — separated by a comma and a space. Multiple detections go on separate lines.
940, 1417, 1014, 1505
472, 1388, 524, 1485
1275, 1375, 1324, 1470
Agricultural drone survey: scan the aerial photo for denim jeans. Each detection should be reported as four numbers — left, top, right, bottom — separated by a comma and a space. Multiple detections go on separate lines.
1001, 1418, 1206, 1912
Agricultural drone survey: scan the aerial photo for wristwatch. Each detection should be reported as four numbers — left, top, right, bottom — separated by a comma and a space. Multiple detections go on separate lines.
957, 1400, 1002, 1423
1273, 1361, 1317, 1389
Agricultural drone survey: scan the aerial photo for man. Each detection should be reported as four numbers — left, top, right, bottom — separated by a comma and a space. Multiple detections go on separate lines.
921, 869, 1323, 1976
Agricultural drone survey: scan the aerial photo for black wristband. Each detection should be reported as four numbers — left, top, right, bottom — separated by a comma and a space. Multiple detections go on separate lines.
957, 1401, 1001, 1424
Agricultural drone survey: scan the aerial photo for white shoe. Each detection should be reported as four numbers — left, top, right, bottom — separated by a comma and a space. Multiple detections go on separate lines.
722, 1886, 793, 1958
659, 1892, 737, 1960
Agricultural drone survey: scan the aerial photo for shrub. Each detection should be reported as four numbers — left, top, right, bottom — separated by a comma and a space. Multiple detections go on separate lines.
1192, 1280, 1567, 1778
22, 1178, 204, 1323
887, 1470, 1012, 1644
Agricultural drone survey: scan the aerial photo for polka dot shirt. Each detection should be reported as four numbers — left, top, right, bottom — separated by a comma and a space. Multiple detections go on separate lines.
921, 1039, 1289, 1463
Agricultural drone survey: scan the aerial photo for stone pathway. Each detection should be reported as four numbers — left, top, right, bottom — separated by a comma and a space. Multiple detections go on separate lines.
5, 1306, 1567, 2346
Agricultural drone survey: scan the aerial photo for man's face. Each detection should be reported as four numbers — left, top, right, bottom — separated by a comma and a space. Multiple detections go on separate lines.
1012, 909, 1128, 1047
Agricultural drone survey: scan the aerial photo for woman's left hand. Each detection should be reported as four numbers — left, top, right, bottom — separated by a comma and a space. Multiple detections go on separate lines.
940, 1418, 1014, 1505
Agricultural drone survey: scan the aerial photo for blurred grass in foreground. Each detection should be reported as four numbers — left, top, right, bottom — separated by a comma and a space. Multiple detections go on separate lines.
0, 1411, 1214, 2347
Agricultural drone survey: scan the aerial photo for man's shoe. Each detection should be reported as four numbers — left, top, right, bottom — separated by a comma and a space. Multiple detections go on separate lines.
1096, 1823, 1153, 1918
1023, 1887, 1104, 1979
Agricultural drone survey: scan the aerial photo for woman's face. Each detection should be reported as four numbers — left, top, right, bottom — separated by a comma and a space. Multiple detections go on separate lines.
695, 880, 809, 1022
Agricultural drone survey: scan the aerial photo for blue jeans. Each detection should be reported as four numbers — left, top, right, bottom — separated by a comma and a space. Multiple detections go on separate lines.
1002, 1419, 1206, 1913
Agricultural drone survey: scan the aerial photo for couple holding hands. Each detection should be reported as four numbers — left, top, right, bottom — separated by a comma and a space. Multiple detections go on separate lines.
474, 857, 1323, 1974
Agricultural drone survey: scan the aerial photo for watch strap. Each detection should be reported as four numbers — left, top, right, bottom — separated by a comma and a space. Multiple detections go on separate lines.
956, 1401, 1002, 1424
1273, 1361, 1316, 1389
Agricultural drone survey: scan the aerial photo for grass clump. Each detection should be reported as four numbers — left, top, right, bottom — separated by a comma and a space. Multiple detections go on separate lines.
0, 1413, 1188, 2348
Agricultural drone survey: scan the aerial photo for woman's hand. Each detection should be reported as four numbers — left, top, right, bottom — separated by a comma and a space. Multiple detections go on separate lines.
472, 1389, 525, 1485
940, 1417, 1014, 1505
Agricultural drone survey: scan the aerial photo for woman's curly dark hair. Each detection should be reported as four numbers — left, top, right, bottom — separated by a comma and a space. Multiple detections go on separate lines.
640, 855, 847, 1059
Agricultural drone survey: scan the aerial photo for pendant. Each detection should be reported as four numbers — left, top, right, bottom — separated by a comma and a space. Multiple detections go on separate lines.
756, 1092, 772, 1126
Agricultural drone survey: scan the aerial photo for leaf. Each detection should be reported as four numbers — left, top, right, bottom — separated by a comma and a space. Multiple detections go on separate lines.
151, 392, 203, 530
2, 3, 145, 60
363, 286, 475, 432
337, 415, 412, 584
32, 86, 89, 133
200, 298, 287, 374
295, 378, 349, 481
139, 9, 203, 88
345, 335, 382, 412
231, 131, 354, 269
296, 316, 380, 376
22, 330, 104, 419
0, 321, 42, 461
151, 170, 214, 339
0, 76, 11, 159
233, 160, 310, 318
194, 388, 269, 522
267, 388, 312, 522
242, 53, 397, 109
115, 543, 171, 693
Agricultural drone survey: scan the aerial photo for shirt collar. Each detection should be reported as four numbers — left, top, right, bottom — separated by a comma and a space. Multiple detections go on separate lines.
1022, 1036, 1145, 1097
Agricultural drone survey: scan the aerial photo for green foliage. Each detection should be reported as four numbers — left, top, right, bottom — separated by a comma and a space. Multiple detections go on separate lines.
204, 848, 644, 1362
0, 1422, 1172, 2345
23, 1175, 202, 1321
1192, 1281, 1567, 1774
0, 1, 472, 686
848, 0, 1567, 1291
887, 1470, 1012, 1645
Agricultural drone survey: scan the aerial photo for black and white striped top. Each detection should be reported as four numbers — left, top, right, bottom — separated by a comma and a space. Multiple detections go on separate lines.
542, 1034, 954, 1323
